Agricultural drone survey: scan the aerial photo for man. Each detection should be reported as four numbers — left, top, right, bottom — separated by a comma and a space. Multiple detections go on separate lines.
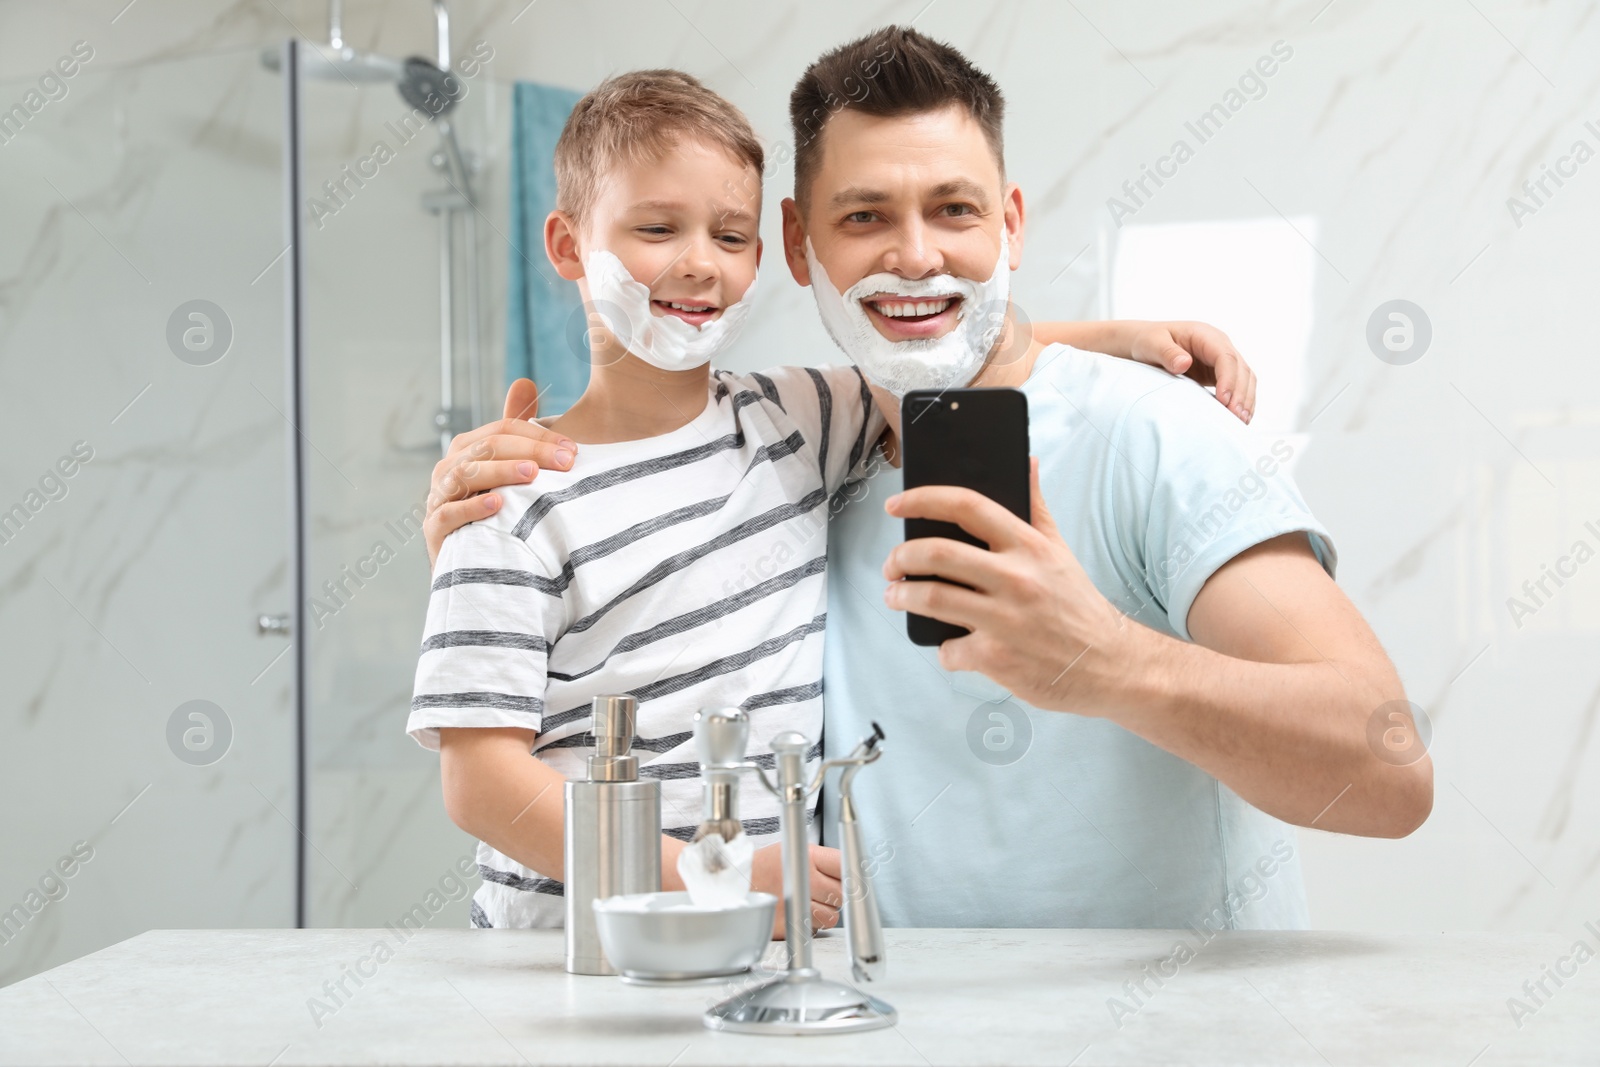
426, 26, 1430, 930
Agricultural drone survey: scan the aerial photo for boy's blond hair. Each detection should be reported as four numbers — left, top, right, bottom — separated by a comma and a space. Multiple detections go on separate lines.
554, 69, 765, 230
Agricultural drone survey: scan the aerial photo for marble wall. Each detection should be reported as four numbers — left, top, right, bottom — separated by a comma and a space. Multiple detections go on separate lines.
2, 0, 1596, 988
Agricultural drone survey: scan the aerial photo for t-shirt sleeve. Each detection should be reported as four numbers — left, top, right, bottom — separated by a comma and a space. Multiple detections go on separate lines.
1107, 378, 1337, 641
739, 363, 887, 495
407, 517, 565, 752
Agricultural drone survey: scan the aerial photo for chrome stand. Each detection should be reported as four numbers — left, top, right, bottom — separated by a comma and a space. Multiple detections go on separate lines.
703, 729, 895, 1035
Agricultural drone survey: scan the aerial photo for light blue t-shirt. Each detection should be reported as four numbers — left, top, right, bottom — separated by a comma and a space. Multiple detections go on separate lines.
819, 344, 1336, 930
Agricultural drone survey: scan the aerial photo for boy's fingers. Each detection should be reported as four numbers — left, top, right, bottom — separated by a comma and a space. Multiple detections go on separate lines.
1223, 354, 1247, 415
1212, 349, 1237, 407
1161, 341, 1192, 374
810, 866, 843, 910
1195, 332, 1256, 423
1220, 354, 1251, 421
806, 851, 844, 908
809, 845, 842, 879
775, 906, 841, 939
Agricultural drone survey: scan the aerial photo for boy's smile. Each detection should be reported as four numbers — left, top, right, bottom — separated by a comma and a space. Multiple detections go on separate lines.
652, 298, 722, 327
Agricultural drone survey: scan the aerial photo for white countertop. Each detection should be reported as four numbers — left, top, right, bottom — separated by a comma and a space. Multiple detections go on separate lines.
0, 926, 1591, 1065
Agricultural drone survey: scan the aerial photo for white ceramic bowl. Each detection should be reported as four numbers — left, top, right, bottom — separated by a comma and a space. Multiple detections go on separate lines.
592, 890, 776, 980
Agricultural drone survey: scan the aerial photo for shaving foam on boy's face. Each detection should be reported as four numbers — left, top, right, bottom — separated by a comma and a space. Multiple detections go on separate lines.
581, 248, 758, 372
576, 139, 762, 372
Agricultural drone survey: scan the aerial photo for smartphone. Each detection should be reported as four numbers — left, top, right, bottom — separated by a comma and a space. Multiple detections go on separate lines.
899, 387, 1031, 646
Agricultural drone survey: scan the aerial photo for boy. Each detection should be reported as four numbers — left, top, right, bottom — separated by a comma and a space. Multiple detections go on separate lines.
407, 69, 1253, 932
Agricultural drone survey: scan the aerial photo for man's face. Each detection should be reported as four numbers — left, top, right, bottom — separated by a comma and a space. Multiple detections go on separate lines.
782, 104, 1023, 345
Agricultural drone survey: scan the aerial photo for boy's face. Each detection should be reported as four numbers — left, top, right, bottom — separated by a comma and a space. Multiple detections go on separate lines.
579, 139, 762, 329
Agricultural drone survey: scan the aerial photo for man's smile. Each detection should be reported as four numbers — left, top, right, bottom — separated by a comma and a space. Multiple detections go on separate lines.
860, 293, 963, 340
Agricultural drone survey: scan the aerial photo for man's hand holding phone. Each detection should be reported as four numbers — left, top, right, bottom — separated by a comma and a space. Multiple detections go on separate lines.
883, 453, 1130, 715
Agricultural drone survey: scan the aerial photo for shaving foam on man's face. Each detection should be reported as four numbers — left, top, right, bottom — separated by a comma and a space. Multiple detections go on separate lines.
804, 229, 1011, 398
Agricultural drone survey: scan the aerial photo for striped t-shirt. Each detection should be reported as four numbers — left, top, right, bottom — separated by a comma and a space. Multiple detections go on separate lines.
408, 365, 884, 928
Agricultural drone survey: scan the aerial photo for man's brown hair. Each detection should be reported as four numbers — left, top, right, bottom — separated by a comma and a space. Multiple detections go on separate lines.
554, 69, 765, 229
788, 25, 1006, 212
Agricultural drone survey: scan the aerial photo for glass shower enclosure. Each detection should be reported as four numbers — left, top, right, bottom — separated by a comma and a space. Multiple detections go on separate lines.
0, 29, 507, 986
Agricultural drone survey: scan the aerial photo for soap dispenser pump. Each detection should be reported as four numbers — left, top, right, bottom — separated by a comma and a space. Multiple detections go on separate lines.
564, 694, 661, 975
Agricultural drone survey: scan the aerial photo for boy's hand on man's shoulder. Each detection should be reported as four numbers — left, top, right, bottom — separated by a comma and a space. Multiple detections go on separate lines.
424, 379, 578, 568
1127, 321, 1257, 424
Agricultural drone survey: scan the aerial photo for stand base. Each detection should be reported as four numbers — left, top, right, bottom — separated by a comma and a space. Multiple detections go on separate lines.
703, 968, 896, 1035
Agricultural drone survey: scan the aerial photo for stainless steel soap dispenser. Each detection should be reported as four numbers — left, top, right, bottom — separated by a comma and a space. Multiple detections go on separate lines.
564, 694, 661, 975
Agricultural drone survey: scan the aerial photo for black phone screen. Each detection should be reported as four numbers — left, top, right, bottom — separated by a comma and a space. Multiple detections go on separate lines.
899, 387, 1031, 646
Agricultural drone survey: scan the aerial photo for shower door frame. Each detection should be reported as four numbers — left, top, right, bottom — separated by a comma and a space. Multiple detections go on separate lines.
281, 36, 309, 929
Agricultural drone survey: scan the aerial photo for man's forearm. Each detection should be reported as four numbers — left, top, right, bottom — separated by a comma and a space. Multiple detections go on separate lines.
1087, 625, 1431, 838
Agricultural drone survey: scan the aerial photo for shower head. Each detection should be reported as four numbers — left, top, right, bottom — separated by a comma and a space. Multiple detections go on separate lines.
398, 55, 474, 201
259, 42, 404, 85
397, 56, 463, 119
257, 0, 407, 85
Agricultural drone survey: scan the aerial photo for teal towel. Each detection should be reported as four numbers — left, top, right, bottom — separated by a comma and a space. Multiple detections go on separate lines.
506, 81, 587, 414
